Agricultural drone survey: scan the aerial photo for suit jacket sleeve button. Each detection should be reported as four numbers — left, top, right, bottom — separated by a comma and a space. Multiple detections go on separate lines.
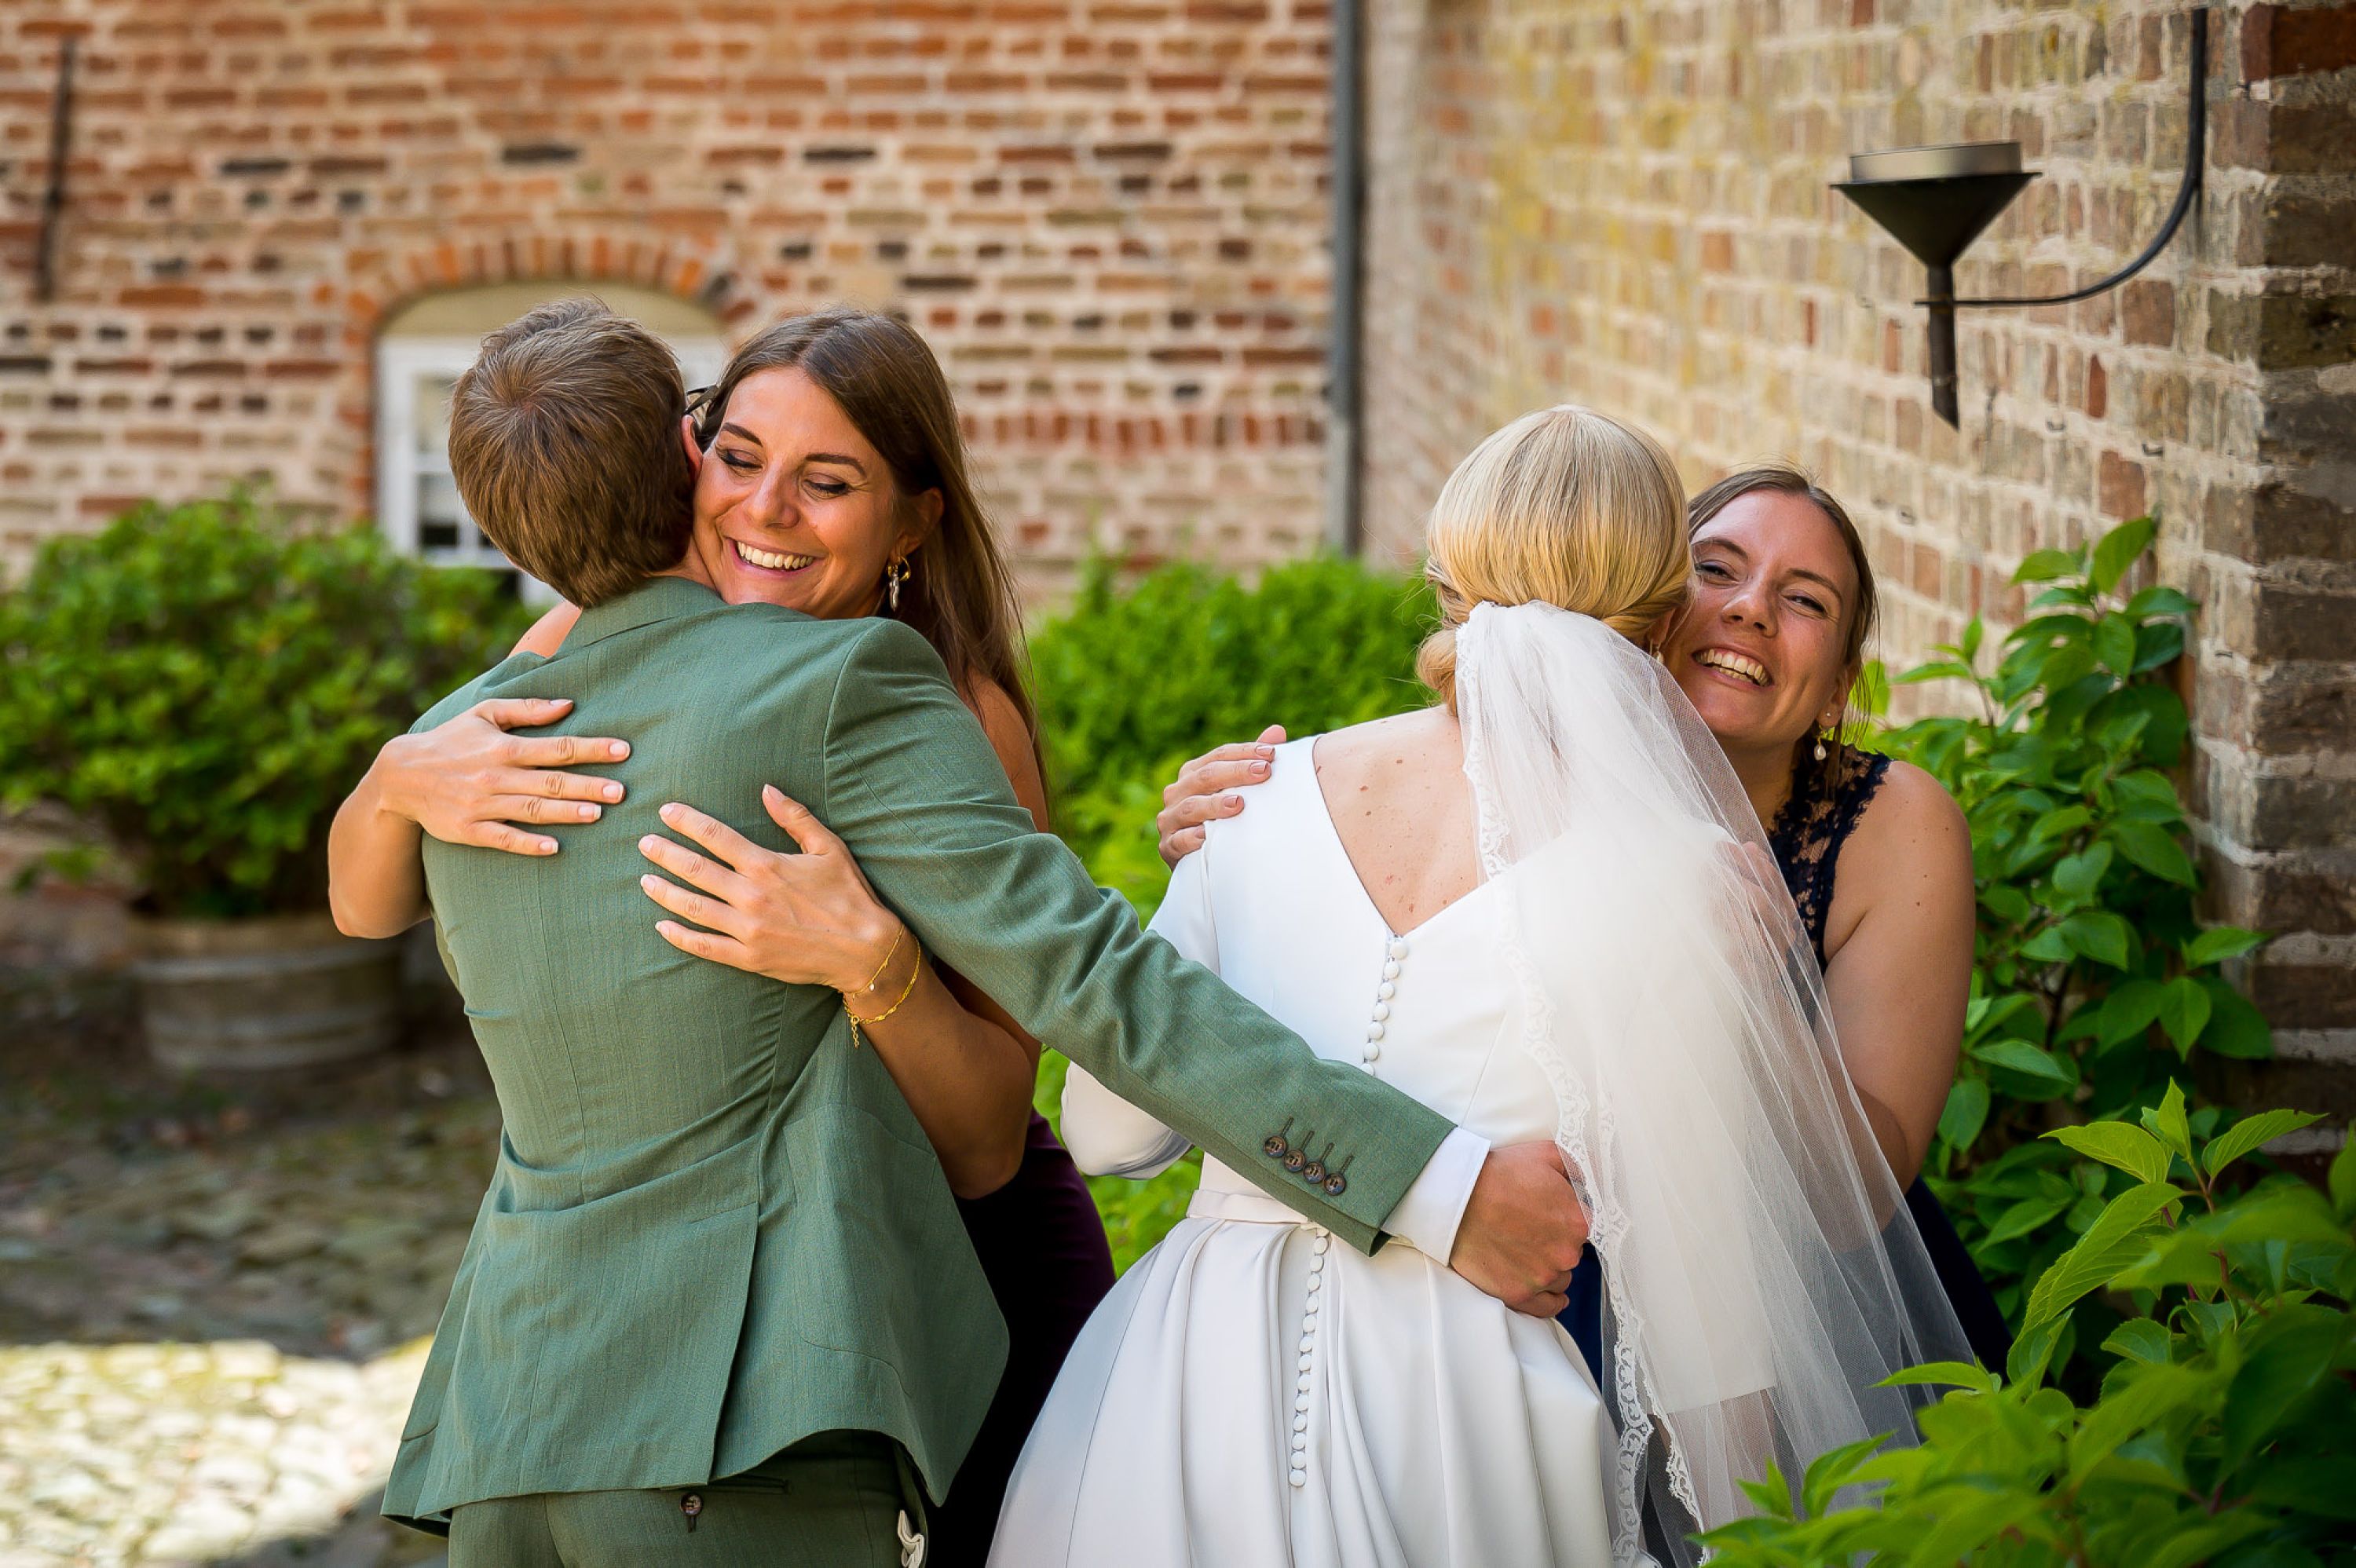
1323, 1174, 1348, 1197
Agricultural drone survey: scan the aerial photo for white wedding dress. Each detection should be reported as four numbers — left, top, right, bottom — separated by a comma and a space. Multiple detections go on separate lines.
992, 603, 1973, 1568
988, 737, 1619, 1568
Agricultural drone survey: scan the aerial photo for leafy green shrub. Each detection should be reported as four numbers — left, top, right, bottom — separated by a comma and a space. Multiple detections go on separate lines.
0, 492, 532, 919
1699, 1095, 2354, 1567
1032, 554, 1436, 912
1028, 554, 1435, 1266
1882, 517, 2274, 1344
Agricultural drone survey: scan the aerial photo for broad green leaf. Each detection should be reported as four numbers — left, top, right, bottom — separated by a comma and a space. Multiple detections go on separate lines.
2110, 819, 2197, 886
2202, 1110, 2326, 1179
1798, 1431, 1890, 1519
1877, 1361, 1998, 1394
1937, 1077, 1990, 1152
2101, 1318, 2174, 1365
2183, 926, 2268, 968
2043, 1121, 2174, 1186
1970, 1038, 2079, 1097
1985, 1193, 2075, 1244
2018, 927, 2076, 964
1735, 1457, 1795, 1520
2222, 1306, 2352, 1474
2093, 612, 2138, 675
2066, 1361, 2208, 1486
2029, 803, 2094, 842
2051, 842, 2113, 898
2125, 585, 2197, 620
2141, 1080, 2193, 1165
2157, 975, 2212, 1055
2194, 978, 2274, 1060
2332, 1131, 2356, 1223
2090, 978, 2168, 1047
2005, 1312, 2069, 1390
2014, 547, 2083, 584
2059, 910, 2134, 970
2090, 514, 2158, 596
2023, 1181, 2184, 1328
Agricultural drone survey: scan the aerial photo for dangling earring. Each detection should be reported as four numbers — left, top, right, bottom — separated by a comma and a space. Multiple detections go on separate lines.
1814, 713, 1835, 763
1814, 733, 1829, 763
884, 556, 910, 613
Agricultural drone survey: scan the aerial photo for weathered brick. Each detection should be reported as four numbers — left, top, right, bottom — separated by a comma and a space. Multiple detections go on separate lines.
2241, 2, 2356, 79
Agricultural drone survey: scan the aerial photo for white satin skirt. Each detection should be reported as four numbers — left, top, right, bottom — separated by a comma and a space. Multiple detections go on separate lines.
987, 1178, 1619, 1568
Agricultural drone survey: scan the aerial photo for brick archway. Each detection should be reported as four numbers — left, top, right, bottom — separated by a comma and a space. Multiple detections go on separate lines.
324, 228, 773, 519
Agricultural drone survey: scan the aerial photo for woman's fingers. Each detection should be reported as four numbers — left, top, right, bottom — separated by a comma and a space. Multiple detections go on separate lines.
638, 832, 758, 906
638, 871, 755, 941
657, 802, 766, 870
467, 821, 561, 857
760, 786, 843, 857
653, 919, 760, 973
1161, 825, 1206, 862
484, 793, 605, 828
490, 768, 622, 806
499, 733, 632, 770
470, 696, 575, 729
1162, 740, 1278, 806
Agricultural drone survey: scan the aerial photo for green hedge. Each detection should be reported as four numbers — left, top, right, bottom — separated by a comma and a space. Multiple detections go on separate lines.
0, 494, 532, 919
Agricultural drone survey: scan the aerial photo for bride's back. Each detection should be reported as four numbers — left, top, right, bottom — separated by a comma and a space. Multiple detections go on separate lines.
1308, 705, 1482, 938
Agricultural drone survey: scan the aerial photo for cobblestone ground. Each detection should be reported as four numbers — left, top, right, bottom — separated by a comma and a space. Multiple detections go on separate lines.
1, 968, 496, 1567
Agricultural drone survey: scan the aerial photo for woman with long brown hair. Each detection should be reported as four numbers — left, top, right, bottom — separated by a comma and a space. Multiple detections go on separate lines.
329, 306, 1116, 1563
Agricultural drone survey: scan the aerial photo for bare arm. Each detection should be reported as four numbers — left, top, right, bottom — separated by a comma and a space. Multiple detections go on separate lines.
638, 678, 1046, 1200
1818, 762, 1977, 1187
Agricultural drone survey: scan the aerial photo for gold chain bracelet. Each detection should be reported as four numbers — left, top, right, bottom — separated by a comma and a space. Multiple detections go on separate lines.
851, 923, 905, 996
845, 930, 922, 1050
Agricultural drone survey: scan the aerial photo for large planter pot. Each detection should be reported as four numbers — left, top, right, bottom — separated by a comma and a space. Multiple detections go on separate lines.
134, 913, 402, 1072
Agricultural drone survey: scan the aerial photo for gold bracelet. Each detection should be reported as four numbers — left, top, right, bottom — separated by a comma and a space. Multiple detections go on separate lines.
844, 932, 923, 1051
851, 922, 905, 997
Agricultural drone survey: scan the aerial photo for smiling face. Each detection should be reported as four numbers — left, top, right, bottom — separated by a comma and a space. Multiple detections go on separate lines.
683, 365, 938, 620
1659, 489, 1860, 758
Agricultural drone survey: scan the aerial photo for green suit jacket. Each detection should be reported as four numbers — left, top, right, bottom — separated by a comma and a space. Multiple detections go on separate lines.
379, 576, 1457, 1530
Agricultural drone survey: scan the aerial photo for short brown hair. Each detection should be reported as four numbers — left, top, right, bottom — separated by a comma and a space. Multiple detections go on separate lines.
446, 298, 695, 607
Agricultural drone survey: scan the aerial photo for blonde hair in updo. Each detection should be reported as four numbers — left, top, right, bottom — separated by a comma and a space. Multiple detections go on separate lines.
1415, 404, 1691, 707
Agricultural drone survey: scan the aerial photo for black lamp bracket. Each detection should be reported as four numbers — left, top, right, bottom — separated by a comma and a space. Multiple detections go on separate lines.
1928, 7, 2207, 312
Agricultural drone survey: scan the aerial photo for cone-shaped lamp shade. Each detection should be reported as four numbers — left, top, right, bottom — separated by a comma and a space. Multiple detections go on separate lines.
1833, 171, 2036, 270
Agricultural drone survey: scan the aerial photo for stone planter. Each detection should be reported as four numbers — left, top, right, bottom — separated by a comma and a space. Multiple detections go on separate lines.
134, 912, 402, 1072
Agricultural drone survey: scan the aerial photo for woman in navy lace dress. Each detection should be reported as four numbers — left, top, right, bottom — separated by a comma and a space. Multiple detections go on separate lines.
1157, 465, 2010, 1373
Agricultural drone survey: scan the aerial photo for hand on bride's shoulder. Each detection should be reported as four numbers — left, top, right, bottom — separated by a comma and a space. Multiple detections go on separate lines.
1156, 724, 1285, 865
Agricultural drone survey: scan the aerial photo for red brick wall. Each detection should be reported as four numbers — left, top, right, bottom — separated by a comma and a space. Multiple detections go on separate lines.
0, 0, 1339, 587
1355, 0, 2356, 1117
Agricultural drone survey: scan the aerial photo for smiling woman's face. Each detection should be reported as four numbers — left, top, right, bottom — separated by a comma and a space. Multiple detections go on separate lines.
686, 365, 934, 621
1659, 490, 1859, 758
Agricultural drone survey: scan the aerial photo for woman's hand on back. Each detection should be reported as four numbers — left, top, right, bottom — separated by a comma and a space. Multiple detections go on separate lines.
1155, 724, 1285, 865
375, 698, 631, 857
638, 788, 902, 993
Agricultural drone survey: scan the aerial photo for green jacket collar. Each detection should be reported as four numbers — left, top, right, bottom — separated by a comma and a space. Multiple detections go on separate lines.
567, 574, 728, 652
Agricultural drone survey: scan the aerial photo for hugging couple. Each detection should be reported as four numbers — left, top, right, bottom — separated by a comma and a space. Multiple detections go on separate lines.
333, 299, 1970, 1568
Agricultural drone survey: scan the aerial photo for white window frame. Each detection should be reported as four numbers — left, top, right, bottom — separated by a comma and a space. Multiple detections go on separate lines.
375, 334, 730, 605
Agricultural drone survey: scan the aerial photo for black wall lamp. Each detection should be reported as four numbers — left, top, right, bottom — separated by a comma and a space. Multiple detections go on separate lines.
1833, 7, 2208, 426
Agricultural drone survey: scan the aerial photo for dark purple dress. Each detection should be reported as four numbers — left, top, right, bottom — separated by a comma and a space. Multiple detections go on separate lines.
928, 1110, 1116, 1566
1559, 743, 2011, 1374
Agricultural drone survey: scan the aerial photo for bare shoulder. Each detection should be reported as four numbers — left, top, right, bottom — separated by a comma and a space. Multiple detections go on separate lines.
513, 601, 581, 658
964, 674, 1051, 832
1846, 758, 1972, 886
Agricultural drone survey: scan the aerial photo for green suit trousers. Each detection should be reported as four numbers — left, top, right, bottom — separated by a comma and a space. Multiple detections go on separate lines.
445, 1432, 924, 1567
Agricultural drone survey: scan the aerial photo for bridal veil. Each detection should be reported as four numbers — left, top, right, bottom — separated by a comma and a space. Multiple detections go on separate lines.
1455, 601, 1974, 1566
